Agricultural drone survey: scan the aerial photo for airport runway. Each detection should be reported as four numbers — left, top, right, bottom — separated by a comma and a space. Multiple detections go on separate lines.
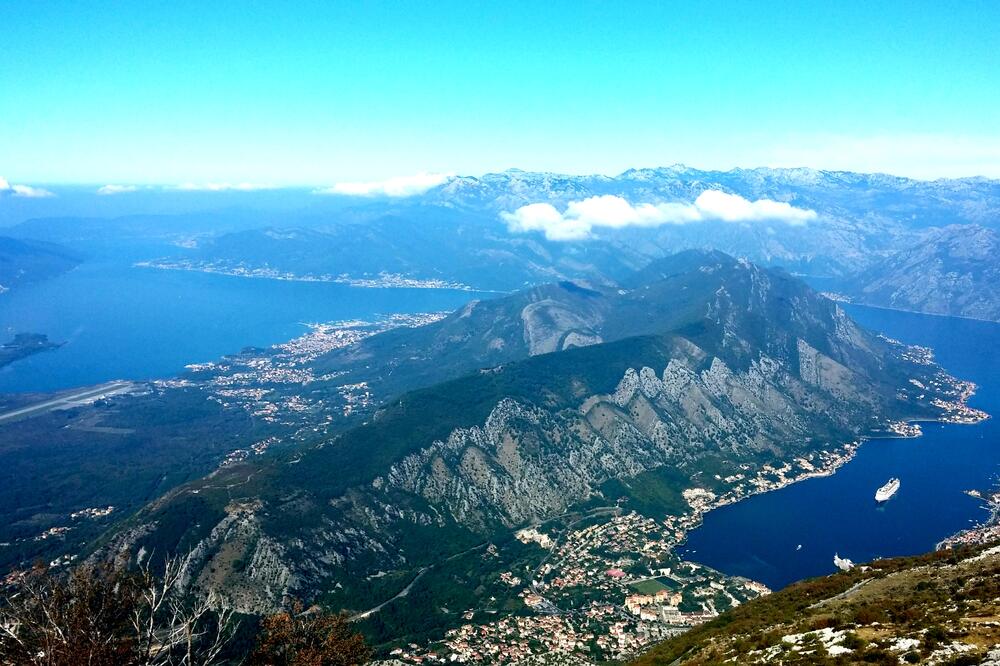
0, 381, 132, 424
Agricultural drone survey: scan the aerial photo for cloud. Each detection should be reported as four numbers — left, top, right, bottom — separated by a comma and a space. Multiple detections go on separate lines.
691, 190, 816, 223
173, 182, 275, 192
317, 172, 453, 197
97, 184, 139, 195
0, 177, 54, 198
502, 191, 816, 241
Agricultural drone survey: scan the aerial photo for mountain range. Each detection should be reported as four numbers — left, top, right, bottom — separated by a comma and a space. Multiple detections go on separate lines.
9, 166, 996, 318
62, 251, 976, 656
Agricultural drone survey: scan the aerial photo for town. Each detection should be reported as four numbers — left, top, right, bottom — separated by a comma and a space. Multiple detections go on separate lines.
135, 259, 479, 290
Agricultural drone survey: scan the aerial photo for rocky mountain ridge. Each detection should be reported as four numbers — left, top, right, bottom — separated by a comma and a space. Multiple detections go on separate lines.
89, 253, 976, 653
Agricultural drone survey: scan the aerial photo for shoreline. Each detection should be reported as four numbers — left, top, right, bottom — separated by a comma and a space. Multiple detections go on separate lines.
673, 400, 990, 578
839, 299, 1000, 326
133, 260, 507, 293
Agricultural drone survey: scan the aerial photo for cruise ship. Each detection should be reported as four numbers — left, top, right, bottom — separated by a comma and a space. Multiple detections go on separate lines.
875, 477, 901, 502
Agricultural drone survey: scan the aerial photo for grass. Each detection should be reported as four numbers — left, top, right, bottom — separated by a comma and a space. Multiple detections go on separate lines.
630, 578, 671, 595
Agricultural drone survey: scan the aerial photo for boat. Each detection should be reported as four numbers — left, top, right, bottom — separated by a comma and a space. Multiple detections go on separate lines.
875, 477, 901, 502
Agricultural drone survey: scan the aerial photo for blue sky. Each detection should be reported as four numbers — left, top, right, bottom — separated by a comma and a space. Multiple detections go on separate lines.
2, 0, 999, 184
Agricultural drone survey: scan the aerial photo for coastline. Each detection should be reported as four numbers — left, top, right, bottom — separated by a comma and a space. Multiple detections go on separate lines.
837, 297, 1000, 326
673, 390, 990, 575
133, 259, 507, 293
937, 488, 1000, 550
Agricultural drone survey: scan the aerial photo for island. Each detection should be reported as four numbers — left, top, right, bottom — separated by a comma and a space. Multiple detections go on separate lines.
0, 333, 62, 369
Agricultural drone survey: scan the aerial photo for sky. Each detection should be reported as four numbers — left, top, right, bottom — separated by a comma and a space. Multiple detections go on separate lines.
2, 0, 1000, 185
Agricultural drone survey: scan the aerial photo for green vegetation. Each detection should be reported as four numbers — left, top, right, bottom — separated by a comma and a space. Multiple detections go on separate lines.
633, 544, 1000, 665
630, 578, 670, 595
0, 387, 279, 572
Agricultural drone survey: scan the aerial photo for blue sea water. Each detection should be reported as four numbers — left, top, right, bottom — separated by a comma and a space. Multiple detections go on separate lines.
677, 305, 1000, 589
0, 260, 482, 394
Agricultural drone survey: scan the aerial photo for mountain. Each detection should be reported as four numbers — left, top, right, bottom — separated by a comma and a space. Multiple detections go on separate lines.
0, 236, 79, 292
848, 224, 1000, 322
633, 543, 1000, 665
90, 166, 1000, 298
87, 252, 976, 655
151, 208, 641, 291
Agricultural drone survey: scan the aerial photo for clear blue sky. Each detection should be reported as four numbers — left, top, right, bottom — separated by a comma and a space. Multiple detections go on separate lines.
2, 0, 999, 184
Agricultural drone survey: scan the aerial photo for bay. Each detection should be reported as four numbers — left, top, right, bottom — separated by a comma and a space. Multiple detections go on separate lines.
677, 305, 1000, 589
0, 260, 482, 394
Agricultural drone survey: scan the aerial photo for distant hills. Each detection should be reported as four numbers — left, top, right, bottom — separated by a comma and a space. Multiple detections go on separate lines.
0, 236, 78, 292
4, 167, 999, 319
847, 224, 1000, 321
139, 167, 1000, 292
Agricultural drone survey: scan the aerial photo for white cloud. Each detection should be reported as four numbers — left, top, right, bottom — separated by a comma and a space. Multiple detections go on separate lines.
691, 190, 816, 224
317, 172, 453, 197
173, 182, 275, 192
502, 191, 816, 241
0, 177, 54, 198
97, 184, 139, 195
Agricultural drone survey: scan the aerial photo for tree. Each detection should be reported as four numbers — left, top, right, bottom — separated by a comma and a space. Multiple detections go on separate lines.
0, 557, 236, 666
250, 602, 370, 666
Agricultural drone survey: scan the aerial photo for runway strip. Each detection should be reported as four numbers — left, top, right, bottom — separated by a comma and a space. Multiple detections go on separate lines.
0, 381, 132, 424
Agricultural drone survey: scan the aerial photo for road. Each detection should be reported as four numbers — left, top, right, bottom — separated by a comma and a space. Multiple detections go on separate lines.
0, 381, 132, 424
348, 567, 430, 622
348, 542, 489, 622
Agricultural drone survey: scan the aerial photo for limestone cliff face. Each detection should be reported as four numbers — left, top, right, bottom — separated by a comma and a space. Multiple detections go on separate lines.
382, 340, 866, 535
151, 336, 909, 613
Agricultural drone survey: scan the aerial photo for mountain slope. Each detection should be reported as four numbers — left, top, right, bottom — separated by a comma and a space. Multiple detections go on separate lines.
633, 543, 1000, 665
93, 253, 977, 651
850, 225, 1000, 321
0, 236, 78, 292
308, 249, 911, 403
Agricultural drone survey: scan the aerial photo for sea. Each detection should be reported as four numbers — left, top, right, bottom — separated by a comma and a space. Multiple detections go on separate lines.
677, 304, 1000, 589
0, 257, 483, 394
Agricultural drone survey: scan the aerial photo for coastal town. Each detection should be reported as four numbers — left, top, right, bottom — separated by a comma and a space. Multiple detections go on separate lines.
939, 486, 1000, 550
375, 510, 770, 664
373, 444, 881, 665
135, 258, 481, 291
175, 313, 447, 438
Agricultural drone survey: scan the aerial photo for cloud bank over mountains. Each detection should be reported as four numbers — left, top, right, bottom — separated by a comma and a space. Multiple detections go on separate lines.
319, 172, 453, 197
0, 177, 54, 198
502, 191, 817, 240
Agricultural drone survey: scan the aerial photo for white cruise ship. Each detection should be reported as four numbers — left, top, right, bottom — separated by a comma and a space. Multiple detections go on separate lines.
875, 477, 900, 502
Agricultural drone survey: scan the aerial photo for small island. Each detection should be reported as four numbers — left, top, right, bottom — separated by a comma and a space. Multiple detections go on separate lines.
0, 333, 63, 369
